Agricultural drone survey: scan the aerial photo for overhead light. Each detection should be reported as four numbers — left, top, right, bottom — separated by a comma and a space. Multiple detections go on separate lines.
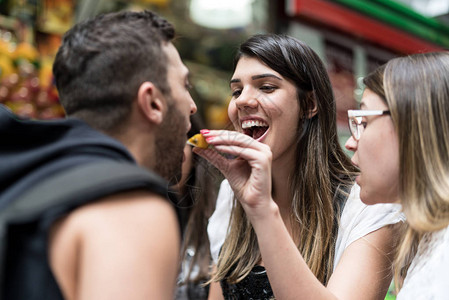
189, 0, 254, 29
396, 0, 449, 17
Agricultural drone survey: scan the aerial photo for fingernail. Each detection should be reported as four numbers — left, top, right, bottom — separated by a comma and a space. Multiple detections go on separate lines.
206, 137, 214, 143
200, 129, 210, 135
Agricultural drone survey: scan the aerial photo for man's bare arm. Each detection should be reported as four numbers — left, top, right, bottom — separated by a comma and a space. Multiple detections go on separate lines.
49, 190, 180, 300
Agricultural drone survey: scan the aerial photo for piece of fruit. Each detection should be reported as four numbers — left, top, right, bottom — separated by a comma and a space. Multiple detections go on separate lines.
187, 133, 209, 149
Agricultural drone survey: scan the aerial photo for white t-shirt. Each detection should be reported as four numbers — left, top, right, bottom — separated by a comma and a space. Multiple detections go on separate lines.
208, 180, 234, 264
334, 183, 404, 269
207, 180, 404, 270
396, 225, 449, 300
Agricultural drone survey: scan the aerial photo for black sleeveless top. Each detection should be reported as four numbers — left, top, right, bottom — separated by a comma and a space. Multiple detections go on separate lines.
221, 265, 274, 300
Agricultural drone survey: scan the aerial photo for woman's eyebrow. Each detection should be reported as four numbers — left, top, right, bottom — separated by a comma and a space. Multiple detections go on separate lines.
230, 73, 282, 85
252, 74, 282, 81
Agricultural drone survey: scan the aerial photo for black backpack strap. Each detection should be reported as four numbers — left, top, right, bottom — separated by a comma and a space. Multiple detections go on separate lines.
1, 161, 169, 223
0, 161, 170, 296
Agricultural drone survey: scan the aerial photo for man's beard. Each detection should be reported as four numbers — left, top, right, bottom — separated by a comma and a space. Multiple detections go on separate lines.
153, 101, 187, 185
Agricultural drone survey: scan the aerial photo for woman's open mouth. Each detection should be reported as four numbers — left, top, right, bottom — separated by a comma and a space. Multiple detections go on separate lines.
242, 119, 269, 141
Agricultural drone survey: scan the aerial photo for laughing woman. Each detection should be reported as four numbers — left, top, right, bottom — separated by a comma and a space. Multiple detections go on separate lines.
345, 52, 449, 299
195, 34, 402, 300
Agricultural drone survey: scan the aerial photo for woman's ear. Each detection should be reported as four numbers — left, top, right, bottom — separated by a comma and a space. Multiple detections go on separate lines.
306, 93, 318, 119
137, 81, 165, 125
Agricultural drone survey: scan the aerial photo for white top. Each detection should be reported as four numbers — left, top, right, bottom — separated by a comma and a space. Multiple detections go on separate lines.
333, 183, 404, 269
397, 225, 449, 300
207, 180, 404, 271
208, 180, 234, 264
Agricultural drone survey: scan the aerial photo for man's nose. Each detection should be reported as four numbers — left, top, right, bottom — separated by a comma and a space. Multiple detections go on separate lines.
189, 97, 197, 115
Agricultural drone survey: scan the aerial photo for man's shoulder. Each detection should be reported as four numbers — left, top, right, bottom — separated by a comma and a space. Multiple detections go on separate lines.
49, 189, 178, 262
62, 189, 175, 233
2, 161, 173, 240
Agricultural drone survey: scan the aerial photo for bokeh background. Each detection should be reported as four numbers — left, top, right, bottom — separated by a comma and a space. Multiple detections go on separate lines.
1, 0, 448, 152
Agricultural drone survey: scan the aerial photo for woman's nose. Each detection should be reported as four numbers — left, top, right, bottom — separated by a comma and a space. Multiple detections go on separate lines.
235, 89, 258, 110
345, 135, 358, 152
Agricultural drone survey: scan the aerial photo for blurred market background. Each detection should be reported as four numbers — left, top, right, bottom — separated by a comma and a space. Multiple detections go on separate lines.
1, 0, 448, 150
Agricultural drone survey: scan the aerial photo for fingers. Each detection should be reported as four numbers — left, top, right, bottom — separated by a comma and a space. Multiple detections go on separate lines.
194, 130, 272, 180
213, 145, 271, 167
202, 130, 271, 153
205, 130, 272, 165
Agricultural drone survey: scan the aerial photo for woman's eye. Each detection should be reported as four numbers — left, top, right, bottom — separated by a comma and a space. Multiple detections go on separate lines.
260, 85, 276, 93
356, 116, 368, 129
231, 89, 242, 97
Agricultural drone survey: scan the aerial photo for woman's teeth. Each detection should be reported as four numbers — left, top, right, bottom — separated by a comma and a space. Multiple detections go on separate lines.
242, 120, 268, 129
241, 120, 269, 139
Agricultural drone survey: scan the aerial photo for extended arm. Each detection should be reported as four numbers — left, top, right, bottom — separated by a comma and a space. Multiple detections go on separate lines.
251, 208, 396, 300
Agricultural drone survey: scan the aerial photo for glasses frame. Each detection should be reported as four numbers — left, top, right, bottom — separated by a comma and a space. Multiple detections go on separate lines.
347, 110, 390, 141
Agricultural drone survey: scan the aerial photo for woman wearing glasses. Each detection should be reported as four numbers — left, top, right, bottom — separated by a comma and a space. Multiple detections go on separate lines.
345, 52, 449, 298
195, 34, 402, 299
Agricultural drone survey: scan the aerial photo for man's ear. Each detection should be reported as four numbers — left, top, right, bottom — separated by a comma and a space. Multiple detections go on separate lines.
137, 82, 165, 125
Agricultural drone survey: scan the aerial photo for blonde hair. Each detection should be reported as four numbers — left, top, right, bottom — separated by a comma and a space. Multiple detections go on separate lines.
368, 52, 449, 290
212, 34, 357, 285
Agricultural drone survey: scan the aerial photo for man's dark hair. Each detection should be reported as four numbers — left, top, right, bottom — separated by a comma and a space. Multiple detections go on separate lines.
53, 10, 175, 132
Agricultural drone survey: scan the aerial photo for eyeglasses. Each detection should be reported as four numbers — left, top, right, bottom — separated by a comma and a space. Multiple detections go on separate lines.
347, 110, 390, 140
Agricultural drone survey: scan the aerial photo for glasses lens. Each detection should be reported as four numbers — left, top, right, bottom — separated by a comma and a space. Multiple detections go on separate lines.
349, 118, 359, 140
356, 117, 365, 139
